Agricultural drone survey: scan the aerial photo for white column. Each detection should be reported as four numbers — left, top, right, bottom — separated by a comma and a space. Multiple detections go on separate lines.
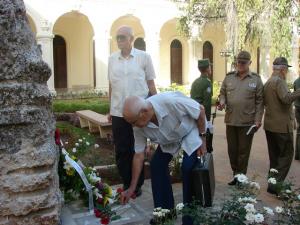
260, 45, 271, 82
291, 23, 299, 80
144, 32, 160, 80
188, 39, 198, 84
94, 33, 111, 94
36, 34, 55, 92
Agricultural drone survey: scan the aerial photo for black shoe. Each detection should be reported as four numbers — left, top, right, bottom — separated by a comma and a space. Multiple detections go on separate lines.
149, 218, 157, 225
267, 187, 278, 196
228, 178, 238, 186
134, 188, 142, 197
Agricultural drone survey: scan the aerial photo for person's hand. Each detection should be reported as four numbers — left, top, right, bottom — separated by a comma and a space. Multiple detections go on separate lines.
107, 113, 112, 122
145, 145, 151, 159
255, 121, 261, 130
120, 188, 134, 205
197, 138, 207, 156
217, 103, 225, 111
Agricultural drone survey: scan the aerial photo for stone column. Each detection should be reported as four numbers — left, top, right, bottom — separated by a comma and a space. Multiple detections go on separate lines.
36, 33, 55, 93
188, 38, 198, 84
94, 33, 110, 95
144, 32, 160, 82
291, 23, 299, 80
260, 45, 271, 82
0, 1, 61, 225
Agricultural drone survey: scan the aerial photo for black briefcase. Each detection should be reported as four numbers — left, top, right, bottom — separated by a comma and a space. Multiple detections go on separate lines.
191, 153, 215, 207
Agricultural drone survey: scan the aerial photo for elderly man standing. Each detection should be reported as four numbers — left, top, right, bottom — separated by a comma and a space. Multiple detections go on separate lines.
219, 50, 264, 185
264, 57, 300, 195
120, 92, 207, 225
108, 26, 157, 197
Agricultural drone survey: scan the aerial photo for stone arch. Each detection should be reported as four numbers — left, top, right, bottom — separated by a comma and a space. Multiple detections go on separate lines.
160, 18, 188, 85
53, 11, 94, 91
203, 41, 214, 80
110, 15, 145, 53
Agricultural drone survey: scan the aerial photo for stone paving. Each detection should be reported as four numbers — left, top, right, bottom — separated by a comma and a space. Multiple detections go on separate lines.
61, 112, 300, 225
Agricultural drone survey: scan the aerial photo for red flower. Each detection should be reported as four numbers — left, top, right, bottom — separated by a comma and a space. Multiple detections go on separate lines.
94, 209, 102, 218
116, 188, 123, 194
131, 192, 136, 199
100, 217, 110, 224
97, 197, 103, 204
54, 128, 61, 146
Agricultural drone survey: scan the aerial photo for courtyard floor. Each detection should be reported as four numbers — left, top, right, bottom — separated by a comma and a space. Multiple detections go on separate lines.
61, 111, 300, 225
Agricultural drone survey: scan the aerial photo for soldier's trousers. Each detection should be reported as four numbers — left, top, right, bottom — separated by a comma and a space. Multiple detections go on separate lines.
265, 130, 294, 183
226, 125, 254, 175
295, 106, 300, 160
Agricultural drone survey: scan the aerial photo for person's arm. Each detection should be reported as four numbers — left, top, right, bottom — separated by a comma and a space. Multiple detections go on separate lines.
196, 105, 207, 156
107, 58, 112, 122
120, 152, 144, 204
147, 79, 157, 96
254, 78, 264, 129
277, 79, 300, 104
218, 79, 226, 110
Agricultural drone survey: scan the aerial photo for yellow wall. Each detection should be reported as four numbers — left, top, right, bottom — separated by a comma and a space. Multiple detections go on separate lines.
26, 14, 37, 35
53, 12, 94, 89
160, 19, 189, 86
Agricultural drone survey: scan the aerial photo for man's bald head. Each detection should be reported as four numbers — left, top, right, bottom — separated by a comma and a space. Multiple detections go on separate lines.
123, 96, 153, 128
117, 26, 134, 38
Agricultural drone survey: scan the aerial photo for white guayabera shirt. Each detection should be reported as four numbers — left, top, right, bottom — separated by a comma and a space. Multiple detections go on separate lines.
108, 48, 156, 117
134, 92, 205, 156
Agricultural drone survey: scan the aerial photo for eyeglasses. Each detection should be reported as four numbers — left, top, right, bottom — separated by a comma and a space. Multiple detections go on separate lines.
237, 60, 249, 65
116, 35, 128, 41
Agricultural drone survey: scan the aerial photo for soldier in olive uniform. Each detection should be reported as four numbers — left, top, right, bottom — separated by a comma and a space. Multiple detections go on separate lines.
293, 76, 300, 160
190, 59, 213, 152
264, 57, 300, 195
219, 51, 264, 185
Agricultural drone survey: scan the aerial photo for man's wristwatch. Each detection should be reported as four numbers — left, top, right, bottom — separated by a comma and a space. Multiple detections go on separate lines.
199, 132, 207, 137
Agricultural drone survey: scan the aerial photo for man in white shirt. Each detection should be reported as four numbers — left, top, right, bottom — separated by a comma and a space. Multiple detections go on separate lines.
120, 92, 207, 225
108, 26, 157, 196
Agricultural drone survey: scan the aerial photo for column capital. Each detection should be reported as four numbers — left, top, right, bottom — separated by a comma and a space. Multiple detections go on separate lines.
36, 34, 54, 40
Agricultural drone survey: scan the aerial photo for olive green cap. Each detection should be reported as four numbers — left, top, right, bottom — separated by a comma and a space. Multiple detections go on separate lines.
198, 59, 210, 69
237, 50, 251, 61
273, 57, 292, 67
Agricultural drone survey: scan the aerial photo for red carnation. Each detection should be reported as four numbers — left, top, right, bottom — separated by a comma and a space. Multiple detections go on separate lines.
94, 209, 102, 218
97, 197, 103, 204
54, 128, 61, 146
116, 187, 123, 194
100, 216, 110, 224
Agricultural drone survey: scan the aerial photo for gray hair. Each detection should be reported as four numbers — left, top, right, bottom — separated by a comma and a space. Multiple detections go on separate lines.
123, 96, 148, 118
273, 65, 287, 70
117, 25, 134, 37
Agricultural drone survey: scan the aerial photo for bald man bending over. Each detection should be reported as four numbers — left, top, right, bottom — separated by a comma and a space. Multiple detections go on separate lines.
121, 92, 207, 225
108, 25, 157, 197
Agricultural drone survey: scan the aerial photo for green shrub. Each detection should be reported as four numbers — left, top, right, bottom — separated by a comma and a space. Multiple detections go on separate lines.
158, 83, 190, 96
53, 98, 109, 113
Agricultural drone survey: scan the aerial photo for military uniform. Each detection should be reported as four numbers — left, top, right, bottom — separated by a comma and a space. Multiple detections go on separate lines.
191, 59, 213, 153
219, 70, 264, 175
264, 57, 300, 194
293, 77, 300, 160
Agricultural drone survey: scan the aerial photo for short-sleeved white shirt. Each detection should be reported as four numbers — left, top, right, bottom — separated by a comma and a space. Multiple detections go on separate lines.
134, 92, 204, 156
108, 48, 156, 117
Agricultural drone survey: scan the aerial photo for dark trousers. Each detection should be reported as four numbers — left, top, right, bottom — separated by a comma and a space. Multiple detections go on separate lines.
112, 116, 144, 190
150, 146, 197, 225
265, 130, 294, 186
295, 107, 300, 160
226, 125, 254, 175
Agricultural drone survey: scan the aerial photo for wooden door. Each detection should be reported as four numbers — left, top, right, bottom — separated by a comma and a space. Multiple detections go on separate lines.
203, 41, 213, 80
53, 35, 67, 89
170, 39, 183, 85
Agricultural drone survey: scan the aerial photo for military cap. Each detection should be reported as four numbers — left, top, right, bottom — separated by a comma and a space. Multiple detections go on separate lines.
198, 59, 210, 68
237, 50, 251, 61
273, 57, 292, 67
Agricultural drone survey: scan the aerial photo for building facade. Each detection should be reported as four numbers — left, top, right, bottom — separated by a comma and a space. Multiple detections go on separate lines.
25, 0, 300, 93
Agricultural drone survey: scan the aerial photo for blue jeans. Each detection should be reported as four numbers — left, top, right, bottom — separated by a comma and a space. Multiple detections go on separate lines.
150, 146, 198, 225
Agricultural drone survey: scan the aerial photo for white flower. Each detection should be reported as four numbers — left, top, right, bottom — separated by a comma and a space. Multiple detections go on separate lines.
176, 203, 184, 211
94, 144, 100, 148
245, 213, 255, 223
254, 213, 264, 223
250, 182, 260, 190
238, 197, 257, 203
268, 177, 277, 184
161, 209, 170, 213
83, 137, 86, 140
178, 158, 183, 163
275, 206, 283, 213
234, 174, 248, 183
157, 212, 163, 217
153, 212, 159, 216
65, 141, 69, 145
75, 143, 79, 147
285, 189, 291, 194
263, 207, 274, 215
88, 172, 101, 183
88, 133, 91, 135
86, 141, 90, 146
244, 203, 256, 213
297, 194, 300, 200
72, 148, 77, 153
154, 207, 162, 212
270, 168, 278, 173
78, 139, 83, 142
